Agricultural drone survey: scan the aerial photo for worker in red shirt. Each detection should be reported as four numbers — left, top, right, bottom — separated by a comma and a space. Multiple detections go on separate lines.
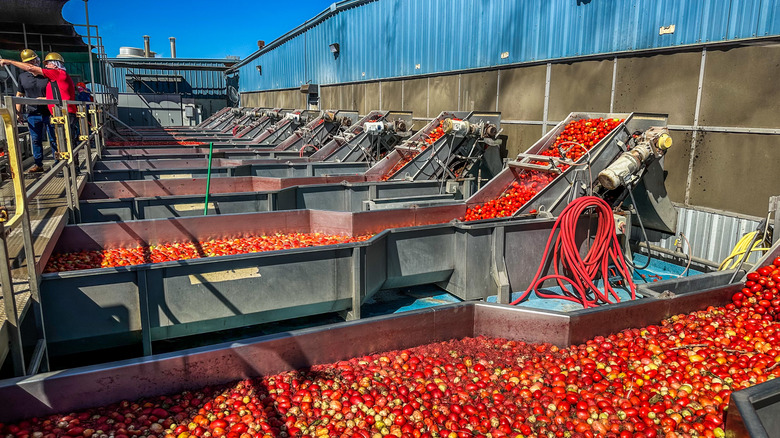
2, 53, 80, 168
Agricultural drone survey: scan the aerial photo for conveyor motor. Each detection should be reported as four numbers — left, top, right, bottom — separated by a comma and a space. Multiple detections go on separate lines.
597, 127, 672, 190
284, 112, 301, 123
321, 111, 353, 127
442, 118, 499, 139
364, 119, 409, 135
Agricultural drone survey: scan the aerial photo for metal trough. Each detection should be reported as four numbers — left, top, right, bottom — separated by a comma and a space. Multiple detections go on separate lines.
0, 283, 740, 424
727, 378, 780, 438
90, 159, 372, 181
37, 206, 469, 355
78, 177, 473, 222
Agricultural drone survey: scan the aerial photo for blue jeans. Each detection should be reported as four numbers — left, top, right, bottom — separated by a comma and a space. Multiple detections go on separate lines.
26, 114, 58, 167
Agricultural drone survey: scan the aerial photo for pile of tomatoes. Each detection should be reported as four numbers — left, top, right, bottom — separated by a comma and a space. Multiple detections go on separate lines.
381, 150, 423, 181
536, 118, 624, 167
44, 233, 373, 273
463, 170, 557, 221
5, 258, 780, 438
463, 118, 623, 221
381, 121, 447, 181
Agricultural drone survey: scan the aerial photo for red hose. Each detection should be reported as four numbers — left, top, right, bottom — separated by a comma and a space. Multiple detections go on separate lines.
510, 196, 636, 308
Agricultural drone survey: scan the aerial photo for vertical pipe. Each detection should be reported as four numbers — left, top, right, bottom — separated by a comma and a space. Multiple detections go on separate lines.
95, 27, 105, 90
39, 34, 44, 55
143, 35, 151, 58
22, 23, 28, 48
204, 142, 214, 215
169, 37, 177, 58
84, 1, 96, 88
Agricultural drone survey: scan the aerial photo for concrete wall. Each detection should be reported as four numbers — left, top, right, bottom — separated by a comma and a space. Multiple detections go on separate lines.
240, 44, 780, 217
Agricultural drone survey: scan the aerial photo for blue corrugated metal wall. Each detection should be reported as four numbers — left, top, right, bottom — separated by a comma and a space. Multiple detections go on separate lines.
109, 59, 230, 96
236, 0, 780, 93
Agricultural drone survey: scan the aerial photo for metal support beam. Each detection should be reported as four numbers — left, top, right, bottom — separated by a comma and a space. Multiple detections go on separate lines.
684, 48, 707, 205
610, 56, 618, 113
542, 63, 552, 133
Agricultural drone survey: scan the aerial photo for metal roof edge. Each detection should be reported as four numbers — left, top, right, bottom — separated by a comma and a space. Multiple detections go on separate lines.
226, 0, 376, 73
108, 58, 239, 64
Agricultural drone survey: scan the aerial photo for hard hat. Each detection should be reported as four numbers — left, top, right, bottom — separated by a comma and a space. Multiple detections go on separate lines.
44, 52, 65, 63
77, 82, 87, 89
20, 49, 38, 63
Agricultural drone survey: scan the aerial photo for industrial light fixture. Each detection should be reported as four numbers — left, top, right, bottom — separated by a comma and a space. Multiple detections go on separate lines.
256, 65, 262, 74
329, 43, 340, 59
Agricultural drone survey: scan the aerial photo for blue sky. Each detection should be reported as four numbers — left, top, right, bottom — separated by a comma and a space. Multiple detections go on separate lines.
61, 0, 336, 59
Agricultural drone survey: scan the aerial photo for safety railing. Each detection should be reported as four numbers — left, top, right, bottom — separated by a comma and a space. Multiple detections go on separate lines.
0, 95, 108, 376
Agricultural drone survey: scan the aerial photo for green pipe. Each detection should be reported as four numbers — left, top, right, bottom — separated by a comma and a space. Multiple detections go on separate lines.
204, 142, 214, 216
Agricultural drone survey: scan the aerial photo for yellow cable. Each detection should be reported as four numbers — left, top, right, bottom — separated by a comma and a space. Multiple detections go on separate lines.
719, 231, 770, 270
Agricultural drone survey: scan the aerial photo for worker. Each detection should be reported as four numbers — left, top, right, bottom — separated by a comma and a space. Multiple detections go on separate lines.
1, 52, 79, 170
76, 82, 93, 102
11, 49, 57, 173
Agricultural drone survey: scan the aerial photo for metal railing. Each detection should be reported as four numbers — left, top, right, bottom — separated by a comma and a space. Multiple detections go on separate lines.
0, 95, 108, 376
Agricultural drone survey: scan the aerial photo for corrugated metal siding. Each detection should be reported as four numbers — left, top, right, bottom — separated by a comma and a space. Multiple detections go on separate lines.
109, 60, 229, 96
632, 206, 764, 266
236, 0, 780, 93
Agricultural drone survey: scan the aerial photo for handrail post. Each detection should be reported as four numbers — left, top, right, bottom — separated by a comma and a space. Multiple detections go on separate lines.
51, 105, 76, 223
77, 103, 93, 180
91, 104, 104, 159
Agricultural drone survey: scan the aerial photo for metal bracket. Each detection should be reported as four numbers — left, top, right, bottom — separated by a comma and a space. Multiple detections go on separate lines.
79, 135, 89, 141
0, 207, 8, 223
76, 112, 87, 118
50, 116, 66, 125
88, 109, 97, 114
56, 151, 71, 160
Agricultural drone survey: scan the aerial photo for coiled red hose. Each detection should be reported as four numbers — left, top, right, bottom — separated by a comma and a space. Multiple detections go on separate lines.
510, 196, 636, 308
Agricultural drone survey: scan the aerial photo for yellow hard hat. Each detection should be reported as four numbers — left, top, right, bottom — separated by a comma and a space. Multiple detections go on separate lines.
20, 49, 38, 62
44, 52, 64, 63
